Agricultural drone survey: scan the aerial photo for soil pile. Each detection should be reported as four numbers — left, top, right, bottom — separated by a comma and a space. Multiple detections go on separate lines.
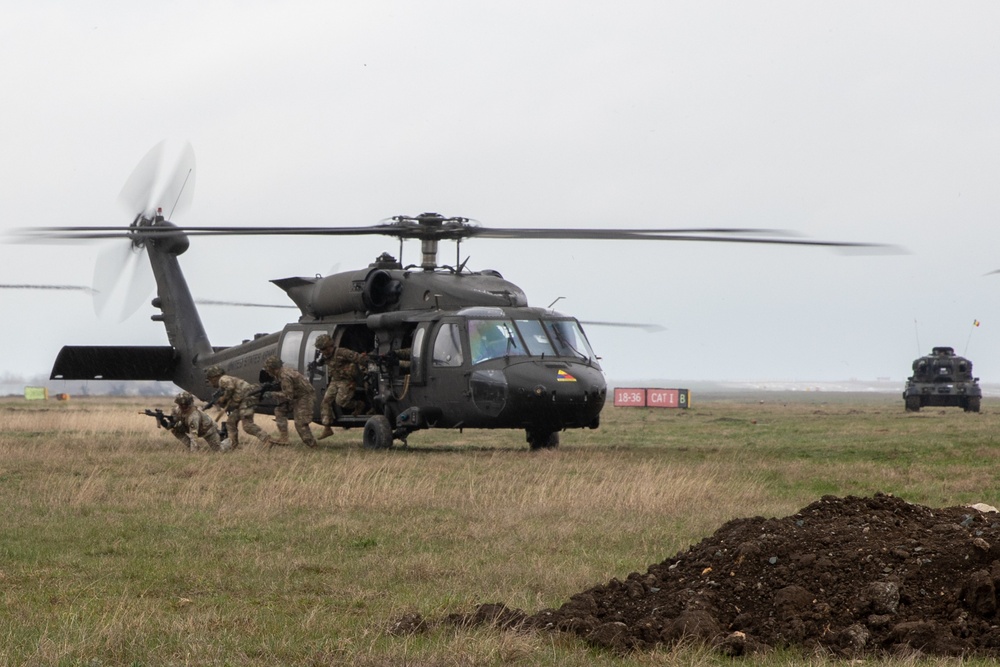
522, 493, 1000, 657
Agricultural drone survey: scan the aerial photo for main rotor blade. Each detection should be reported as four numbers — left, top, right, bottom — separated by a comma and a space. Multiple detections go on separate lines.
0, 284, 297, 310
9, 225, 386, 240
0, 283, 94, 292
11, 224, 899, 250
195, 299, 296, 309
579, 320, 666, 333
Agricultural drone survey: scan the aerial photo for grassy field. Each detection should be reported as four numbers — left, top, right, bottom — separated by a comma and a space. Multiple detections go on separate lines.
3, 392, 1000, 666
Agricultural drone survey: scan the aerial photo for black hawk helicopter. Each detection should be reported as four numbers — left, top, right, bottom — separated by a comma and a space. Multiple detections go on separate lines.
16, 144, 891, 449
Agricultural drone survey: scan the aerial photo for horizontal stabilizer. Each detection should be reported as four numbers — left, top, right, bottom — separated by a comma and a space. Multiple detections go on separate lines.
50, 346, 177, 381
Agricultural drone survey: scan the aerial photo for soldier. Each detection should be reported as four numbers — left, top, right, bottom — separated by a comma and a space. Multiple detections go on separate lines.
205, 364, 275, 448
314, 334, 369, 440
170, 391, 223, 451
263, 355, 318, 448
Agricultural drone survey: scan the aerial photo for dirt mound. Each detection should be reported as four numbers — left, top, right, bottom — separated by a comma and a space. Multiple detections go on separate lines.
522, 494, 1000, 657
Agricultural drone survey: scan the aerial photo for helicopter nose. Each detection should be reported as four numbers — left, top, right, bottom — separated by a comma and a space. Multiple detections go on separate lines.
470, 363, 606, 428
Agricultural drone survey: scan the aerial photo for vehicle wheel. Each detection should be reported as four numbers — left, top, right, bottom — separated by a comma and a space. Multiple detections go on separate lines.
966, 397, 981, 413
904, 396, 921, 412
363, 415, 393, 449
526, 429, 559, 450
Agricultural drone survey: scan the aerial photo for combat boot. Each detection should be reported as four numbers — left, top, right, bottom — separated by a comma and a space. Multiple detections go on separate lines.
266, 434, 289, 448
318, 425, 334, 440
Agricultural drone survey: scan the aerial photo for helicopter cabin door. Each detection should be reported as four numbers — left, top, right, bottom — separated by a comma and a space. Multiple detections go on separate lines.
330, 324, 377, 418
424, 319, 469, 422
276, 326, 331, 420
303, 327, 331, 391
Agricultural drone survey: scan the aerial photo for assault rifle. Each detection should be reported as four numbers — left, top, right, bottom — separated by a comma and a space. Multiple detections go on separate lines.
203, 388, 225, 410
248, 380, 281, 400
140, 408, 175, 430
307, 349, 323, 382
140, 408, 228, 440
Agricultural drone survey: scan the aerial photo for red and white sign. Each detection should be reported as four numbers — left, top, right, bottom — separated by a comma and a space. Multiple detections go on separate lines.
647, 389, 680, 407
613, 388, 690, 408
613, 388, 646, 407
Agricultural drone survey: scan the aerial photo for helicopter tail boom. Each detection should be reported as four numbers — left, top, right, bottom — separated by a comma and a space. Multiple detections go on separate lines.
144, 224, 214, 388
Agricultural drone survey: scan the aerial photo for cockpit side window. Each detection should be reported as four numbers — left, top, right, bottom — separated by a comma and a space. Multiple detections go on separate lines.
432, 323, 464, 367
409, 325, 426, 381
543, 319, 597, 363
280, 330, 305, 368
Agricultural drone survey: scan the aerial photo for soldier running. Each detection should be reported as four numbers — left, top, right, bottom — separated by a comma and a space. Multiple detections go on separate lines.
170, 391, 223, 451
314, 333, 369, 440
205, 364, 275, 448
263, 355, 318, 448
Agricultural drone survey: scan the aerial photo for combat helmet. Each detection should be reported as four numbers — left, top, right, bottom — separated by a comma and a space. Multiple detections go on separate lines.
264, 355, 283, 372
175, 392, 194, 407
314, 334, 333, 349
205, 364, 225, 378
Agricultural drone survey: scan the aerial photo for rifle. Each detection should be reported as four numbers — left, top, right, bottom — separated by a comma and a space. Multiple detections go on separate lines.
248, 380, 281, 400
140, 408, 175, 430
203, 388, 225, 410
307, 349, 323, 382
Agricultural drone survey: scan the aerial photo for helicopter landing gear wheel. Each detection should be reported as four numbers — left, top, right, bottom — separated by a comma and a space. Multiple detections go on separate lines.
904, 396, 921, 412
363, 415, 393, 449
526, 429, 559, 450
966, 397, 981, 413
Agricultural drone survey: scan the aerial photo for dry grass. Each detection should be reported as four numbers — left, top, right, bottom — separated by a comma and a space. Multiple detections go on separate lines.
2, 394, 1000, 665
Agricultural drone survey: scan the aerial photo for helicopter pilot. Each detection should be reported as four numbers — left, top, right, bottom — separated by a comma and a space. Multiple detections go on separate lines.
469, 320, 510, 365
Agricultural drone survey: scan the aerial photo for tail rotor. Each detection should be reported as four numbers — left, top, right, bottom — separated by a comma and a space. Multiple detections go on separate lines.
93, 141, 195, 321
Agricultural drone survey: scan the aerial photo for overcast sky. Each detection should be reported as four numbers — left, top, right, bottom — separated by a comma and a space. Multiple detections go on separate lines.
2, 1, 999, 384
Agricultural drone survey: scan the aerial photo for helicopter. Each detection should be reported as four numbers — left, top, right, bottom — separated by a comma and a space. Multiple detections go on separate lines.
15, 144, 892, 450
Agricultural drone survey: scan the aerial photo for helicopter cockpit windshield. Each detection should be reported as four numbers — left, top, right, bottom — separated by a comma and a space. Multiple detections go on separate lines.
463, 313, 599, 368
468, 319, 525, 365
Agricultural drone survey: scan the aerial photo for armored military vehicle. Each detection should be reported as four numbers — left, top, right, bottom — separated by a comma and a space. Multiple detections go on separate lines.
903, 346, 981, 412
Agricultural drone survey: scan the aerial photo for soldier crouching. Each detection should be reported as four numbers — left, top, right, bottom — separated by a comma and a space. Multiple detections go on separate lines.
263, 355, 318, 448
170, 392, 222, 451
205, 364, 274, 448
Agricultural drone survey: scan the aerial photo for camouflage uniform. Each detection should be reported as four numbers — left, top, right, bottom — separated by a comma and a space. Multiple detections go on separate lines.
320, 346, 368, 423
208, 370, 270, 448
271, 391, 291, 444
170, 399, 222, 451
264, 357, 317, 448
